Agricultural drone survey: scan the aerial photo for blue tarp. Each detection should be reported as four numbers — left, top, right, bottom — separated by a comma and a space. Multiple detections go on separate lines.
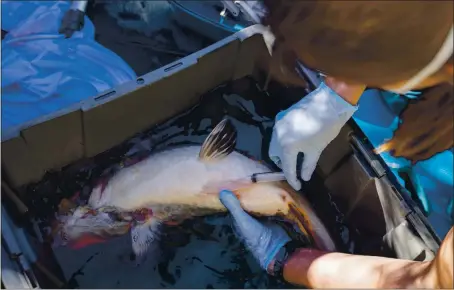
1, 1, 137, 139
353, 90, 453, 239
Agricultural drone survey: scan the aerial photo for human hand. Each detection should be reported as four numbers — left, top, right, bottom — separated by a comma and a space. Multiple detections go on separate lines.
269, 81, 361, 190
219, 190, 291, 271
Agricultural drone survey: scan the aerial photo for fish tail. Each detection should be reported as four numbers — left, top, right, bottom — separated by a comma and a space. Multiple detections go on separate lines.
285, 202, 316, 245
280, 182, 337, 252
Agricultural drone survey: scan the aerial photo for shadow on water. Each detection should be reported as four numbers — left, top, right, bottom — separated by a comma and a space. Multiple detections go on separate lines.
23, 77, 358, 289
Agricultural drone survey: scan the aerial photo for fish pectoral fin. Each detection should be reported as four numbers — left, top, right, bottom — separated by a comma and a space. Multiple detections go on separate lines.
131, 219, 161, 258
199, 119, 237, 162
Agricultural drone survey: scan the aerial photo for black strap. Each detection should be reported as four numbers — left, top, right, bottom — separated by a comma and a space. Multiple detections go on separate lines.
267, 240, 300, 279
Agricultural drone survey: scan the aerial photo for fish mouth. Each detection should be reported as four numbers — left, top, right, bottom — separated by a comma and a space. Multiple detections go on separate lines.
50, 204, 133, 250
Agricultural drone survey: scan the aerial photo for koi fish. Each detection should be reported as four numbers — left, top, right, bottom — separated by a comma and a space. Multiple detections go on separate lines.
53, 119, 336, 260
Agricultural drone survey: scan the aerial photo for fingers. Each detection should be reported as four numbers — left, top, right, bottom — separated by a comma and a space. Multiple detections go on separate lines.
279, 147, 321, 188
218, 192, 290, 271
219, 190, 263, 242
281, 150, 301, 191
301, 150, 321, 182
219, 190, 245, 216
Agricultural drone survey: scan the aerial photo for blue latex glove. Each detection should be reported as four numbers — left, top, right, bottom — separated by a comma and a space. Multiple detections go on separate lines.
219, 190, 291, 270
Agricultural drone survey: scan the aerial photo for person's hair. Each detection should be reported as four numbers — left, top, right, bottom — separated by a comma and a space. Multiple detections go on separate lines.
262, 0, 453, 163
376, 83, 453, 164
262, 0, 453, 86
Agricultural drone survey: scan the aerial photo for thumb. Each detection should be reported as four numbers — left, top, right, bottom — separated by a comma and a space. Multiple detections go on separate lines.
219, 190, 264, 242
219, 190, 246, 215
281, 149, 301, 191
301, 150, 321, 182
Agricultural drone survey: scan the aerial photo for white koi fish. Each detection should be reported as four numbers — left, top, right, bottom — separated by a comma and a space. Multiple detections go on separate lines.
53, 119, 336, 260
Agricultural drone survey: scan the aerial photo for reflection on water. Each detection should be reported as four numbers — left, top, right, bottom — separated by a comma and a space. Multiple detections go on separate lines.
25, 77, 353, 288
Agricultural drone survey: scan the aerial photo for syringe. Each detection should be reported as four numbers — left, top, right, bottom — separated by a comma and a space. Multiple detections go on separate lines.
202, 171, 287, 193
250, 172, 286, 183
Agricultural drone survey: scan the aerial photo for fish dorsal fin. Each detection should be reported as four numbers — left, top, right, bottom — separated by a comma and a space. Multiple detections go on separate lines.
199, 119, 237, 162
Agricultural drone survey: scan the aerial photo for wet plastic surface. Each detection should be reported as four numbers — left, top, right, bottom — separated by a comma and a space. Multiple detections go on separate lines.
1, 1, 137, 138
4, 1, 450, 287
87, 1, 215, 76
24, 77, 355, 289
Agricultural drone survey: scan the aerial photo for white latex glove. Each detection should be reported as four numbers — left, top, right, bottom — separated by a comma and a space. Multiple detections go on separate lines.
269, 82, 358, 190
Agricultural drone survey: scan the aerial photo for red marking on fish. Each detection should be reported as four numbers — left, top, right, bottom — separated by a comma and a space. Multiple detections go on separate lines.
93, 177, 110, 200
69, 234, 106, 249
99, 178, 109, 193
131, 208, 153, 222
83, 209, 98, 218
70, 191, 80, 202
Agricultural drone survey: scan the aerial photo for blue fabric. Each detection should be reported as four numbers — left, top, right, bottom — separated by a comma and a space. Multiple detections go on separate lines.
353, 89, 453, 239
1, 1, 137, 138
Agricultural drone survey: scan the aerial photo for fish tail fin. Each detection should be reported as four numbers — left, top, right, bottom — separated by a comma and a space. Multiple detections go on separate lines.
280, 182, 337, 252
199, 119, 237, 162
131, 218, 162, 263
285, 202, 316, 243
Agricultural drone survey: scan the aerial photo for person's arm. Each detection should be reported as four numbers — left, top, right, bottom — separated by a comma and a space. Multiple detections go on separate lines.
283, 227, 453, 289
430, 226, 453, 288
220, 190, 453, 289
324, 76, 365, 105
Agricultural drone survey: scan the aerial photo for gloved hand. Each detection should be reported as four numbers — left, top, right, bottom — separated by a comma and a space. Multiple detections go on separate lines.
269, 81, 359, 190
219, 190, 291, 271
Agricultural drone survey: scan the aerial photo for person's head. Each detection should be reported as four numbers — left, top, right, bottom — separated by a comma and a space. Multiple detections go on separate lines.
262, 0, 453, 163
262, 0, 453, 92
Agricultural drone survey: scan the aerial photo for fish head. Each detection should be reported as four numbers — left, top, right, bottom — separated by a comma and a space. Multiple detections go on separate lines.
52, 205, 132, 249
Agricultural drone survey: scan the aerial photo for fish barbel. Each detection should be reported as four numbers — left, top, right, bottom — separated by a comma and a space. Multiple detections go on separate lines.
54, 119, 336, 258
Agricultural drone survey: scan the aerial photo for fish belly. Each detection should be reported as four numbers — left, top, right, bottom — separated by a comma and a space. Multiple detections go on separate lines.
87, 146, 336, 251
145, 182, 291, 221
90, 146, 280, 212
